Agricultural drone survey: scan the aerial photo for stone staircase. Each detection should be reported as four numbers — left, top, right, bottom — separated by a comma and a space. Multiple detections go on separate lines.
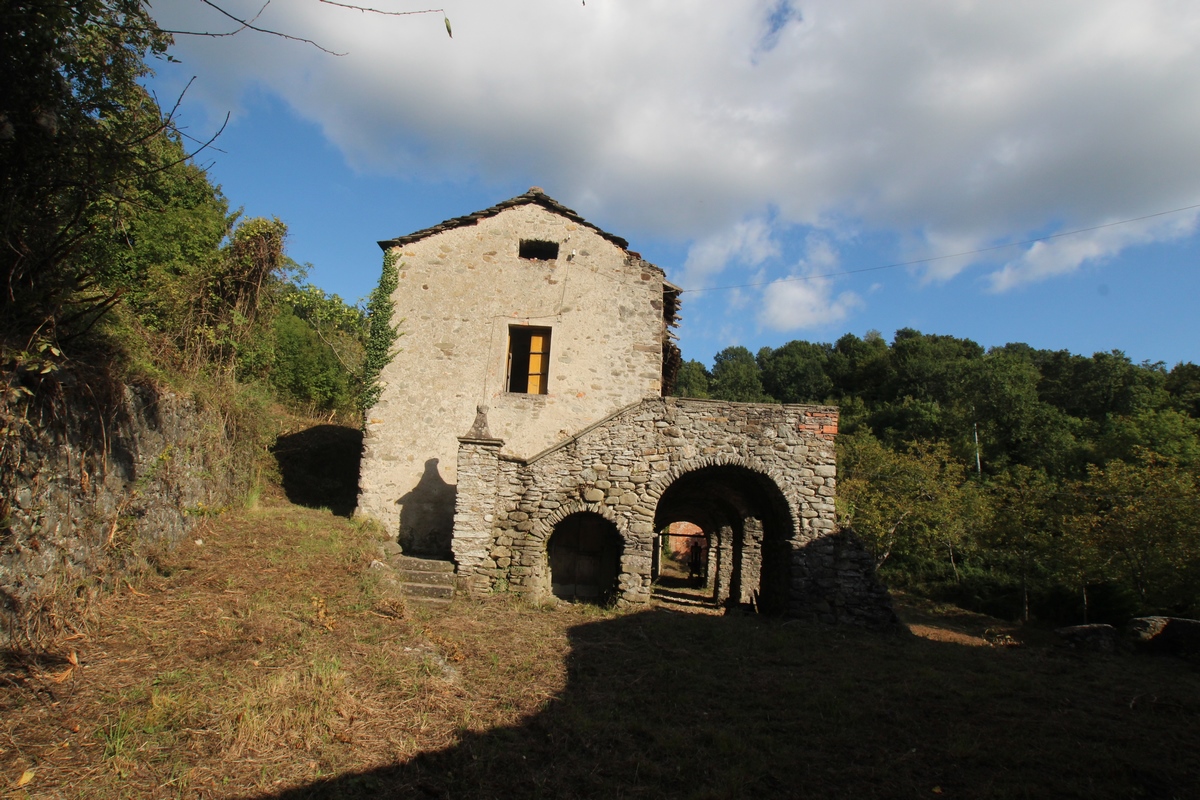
371, 544, 457, 609
651, 585, 724, 615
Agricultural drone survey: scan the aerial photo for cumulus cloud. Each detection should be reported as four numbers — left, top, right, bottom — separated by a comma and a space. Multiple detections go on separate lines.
681, 218, 780, 286
155, 1, 1200, 285
758, 235, 862, 331
759, 278, 863, 332
988, 210, 1200, 291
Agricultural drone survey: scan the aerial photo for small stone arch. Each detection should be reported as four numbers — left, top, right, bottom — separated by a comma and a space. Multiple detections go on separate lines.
529, 501, 622, 600
534, 499, 621, 542
546, 511, 622, 604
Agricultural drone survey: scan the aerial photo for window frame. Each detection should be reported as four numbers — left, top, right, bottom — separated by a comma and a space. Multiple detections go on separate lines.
506, 325, 552, 394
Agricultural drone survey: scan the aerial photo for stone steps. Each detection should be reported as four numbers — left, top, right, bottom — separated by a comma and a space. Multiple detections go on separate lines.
651, 586, 723, 615
387, 552, 457, 608
369, 542, 458, 608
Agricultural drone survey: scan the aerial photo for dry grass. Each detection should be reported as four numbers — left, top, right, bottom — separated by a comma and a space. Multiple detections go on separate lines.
2, 498, 1199, 799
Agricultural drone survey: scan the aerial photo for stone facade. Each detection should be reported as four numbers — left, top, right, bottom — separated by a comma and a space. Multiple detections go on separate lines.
358, 190, 678, 556
452, 398, 895, 627
357, 189, 894, 626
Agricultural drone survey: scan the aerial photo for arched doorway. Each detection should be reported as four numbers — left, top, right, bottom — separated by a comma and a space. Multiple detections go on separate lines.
548, 513, 621, 603
653, 465, 795, 614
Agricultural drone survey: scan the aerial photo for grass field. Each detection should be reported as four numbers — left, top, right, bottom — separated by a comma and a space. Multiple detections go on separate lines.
3, 496, 1199, 799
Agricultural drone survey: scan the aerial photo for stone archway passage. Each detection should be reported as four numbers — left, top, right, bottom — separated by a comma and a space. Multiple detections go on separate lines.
653, 464, 794, 614
548, 513, 621, 603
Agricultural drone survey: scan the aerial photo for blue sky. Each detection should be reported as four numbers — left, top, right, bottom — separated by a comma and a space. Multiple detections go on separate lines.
148, 1, 1200, 367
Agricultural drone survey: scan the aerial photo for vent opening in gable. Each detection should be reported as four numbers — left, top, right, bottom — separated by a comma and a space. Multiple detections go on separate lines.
519, 239, 559, 260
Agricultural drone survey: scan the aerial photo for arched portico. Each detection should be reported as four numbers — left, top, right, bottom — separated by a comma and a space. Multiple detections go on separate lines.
652, 463, 795, 613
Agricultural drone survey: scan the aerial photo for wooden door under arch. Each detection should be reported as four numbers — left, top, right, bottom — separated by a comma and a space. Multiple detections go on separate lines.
549, 514, 620, 603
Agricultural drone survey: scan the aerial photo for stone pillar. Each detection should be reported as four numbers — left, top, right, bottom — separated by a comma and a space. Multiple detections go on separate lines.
705, 530, 718, 595
452, 407, 504, 595
739, 516, 764, 605
715, 524, 734, 605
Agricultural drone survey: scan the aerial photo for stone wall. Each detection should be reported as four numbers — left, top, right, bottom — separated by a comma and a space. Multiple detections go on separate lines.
358, 198, 671, 556
1, 382, 244, 642
452, 397, 896, 627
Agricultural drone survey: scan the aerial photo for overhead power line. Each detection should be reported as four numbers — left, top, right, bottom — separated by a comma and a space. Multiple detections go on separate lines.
681, 202, 1200, 294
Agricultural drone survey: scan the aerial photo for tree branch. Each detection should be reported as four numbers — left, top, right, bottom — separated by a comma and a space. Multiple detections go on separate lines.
162, 0, 348, 55
317, 1, 444, 16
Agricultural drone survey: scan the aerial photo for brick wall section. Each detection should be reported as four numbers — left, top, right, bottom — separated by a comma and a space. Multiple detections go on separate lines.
452, 397, 896, 627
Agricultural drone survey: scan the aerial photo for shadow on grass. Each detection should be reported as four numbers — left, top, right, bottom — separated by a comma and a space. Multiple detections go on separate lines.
271, 425, 362, 517
254, 609, 1199, 800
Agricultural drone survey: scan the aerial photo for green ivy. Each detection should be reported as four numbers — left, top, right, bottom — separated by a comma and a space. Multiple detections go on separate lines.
358, 249, 402, 414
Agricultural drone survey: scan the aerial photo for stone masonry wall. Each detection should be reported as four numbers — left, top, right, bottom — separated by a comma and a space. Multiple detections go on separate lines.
359, 202, 668, 555
453, 397, 895, 627
1, 383, 244, 642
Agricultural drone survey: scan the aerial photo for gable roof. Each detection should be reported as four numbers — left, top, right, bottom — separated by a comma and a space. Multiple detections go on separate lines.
377, 187, 633, 253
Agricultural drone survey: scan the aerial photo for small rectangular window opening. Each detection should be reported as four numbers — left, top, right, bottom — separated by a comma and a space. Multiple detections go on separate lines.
507, 326, 551, 394
519, 239, 560, 260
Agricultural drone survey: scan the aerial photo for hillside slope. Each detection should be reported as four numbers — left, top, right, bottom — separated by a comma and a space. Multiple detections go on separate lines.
2, 497, 1198, 799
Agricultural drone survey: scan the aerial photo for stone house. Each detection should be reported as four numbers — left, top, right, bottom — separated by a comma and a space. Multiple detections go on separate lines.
357, 189, 893, 625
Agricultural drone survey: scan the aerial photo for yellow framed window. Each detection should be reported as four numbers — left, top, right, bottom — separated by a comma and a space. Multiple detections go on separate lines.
507, 326, 551, 394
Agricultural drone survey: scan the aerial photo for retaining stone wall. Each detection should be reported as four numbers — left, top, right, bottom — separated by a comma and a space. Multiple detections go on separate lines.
1, 383, 243, 642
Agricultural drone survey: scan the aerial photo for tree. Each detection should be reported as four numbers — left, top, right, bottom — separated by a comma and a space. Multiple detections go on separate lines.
757, 340, 833, 403
1, 0, 175, 344
709, 346, 771, 403
954, 350, 1082, 476
886, 328, 982, 406
1166, 361, 1200, 418
673, 359, 710, 398
980, 466, 1056, 621
1097, 408, 1200, 467
826, 330, 891, 400
838, 431, 981, 577
272, 279, 365, 415
1067, 455, 1200, 616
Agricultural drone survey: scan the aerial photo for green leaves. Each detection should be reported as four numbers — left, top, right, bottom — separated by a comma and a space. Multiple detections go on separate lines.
709, 346, 772, 403
358, 249, 403, 415
0, 0, 174, 342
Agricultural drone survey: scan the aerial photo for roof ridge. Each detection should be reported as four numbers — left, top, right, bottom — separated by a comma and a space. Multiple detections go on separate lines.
378, 188, 633, 253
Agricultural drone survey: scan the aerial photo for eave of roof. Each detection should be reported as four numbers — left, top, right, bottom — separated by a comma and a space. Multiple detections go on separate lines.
377, 187, 633, 253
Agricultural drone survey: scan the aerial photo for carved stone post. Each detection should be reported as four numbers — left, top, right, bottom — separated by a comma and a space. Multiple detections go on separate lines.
453, 407, 504, 595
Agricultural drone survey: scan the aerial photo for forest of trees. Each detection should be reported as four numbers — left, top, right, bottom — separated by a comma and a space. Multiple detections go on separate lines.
0, 0, 388, 424
676, 335, 1200, 623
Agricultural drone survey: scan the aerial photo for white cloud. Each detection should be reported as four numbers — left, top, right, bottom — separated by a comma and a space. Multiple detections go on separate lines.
758, 235, 862, 331
760, 278, 862, 331
988, 210, 1200, 291
154, 1, 1200, 283
681, 218, 779, 286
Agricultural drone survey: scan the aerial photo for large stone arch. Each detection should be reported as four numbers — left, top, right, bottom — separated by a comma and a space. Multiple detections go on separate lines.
649, 457, 799, 613
647, 454, 801, 538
